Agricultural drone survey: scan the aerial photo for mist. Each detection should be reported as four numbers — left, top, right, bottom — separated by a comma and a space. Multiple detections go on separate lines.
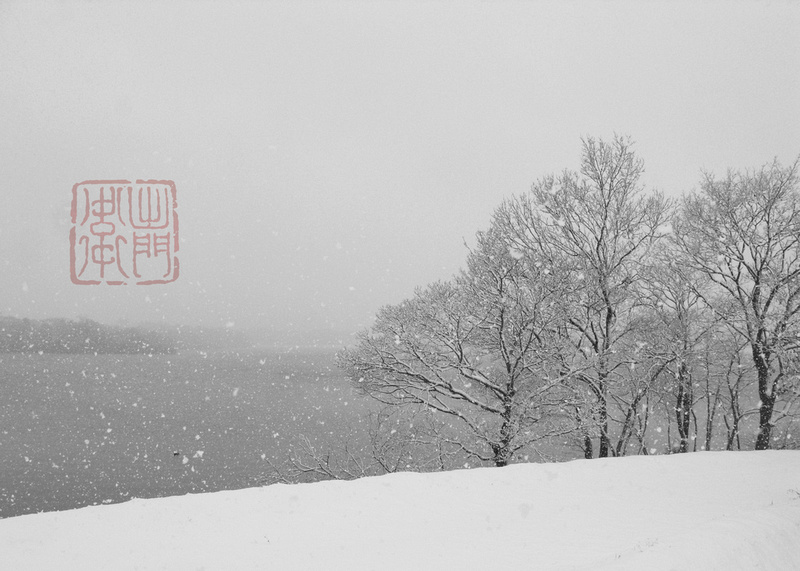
1, 1, 798, 338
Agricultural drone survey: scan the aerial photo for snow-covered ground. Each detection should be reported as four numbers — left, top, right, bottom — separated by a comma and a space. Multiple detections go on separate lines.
2, 451, 799, 570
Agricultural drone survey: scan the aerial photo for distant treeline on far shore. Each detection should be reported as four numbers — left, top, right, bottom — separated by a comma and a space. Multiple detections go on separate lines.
0, 316, 177, 354
0, 315, 342, 354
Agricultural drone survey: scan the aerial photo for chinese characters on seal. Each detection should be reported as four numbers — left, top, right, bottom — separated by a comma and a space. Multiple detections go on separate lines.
70, 180, 179, 285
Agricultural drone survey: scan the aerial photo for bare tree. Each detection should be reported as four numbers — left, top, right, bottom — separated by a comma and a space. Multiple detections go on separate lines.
495, 135, 672, 457
338, 224, 574, 467
674, 159, 800, 449
641, 252, 719, 453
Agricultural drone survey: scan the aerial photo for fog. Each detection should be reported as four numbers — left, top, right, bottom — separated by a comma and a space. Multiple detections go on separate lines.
1, 1, 798, 337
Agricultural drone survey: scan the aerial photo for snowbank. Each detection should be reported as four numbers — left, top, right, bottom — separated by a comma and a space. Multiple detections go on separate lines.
2, 451, 799, 570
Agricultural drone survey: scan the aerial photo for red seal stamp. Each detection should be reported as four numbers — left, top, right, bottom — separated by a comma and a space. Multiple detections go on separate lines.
70, 180, 180, 285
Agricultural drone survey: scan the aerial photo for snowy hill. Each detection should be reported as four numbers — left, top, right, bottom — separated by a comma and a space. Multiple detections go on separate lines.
2, 451, 799, 570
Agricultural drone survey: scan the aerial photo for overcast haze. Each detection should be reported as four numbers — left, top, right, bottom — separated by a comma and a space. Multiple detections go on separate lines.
1, 1, 798, 337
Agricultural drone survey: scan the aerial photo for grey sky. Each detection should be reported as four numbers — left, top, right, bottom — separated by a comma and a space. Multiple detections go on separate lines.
1, 1, 798, 335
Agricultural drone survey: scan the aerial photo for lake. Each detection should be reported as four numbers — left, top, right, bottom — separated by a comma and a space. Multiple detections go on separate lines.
0, 349, 374, 518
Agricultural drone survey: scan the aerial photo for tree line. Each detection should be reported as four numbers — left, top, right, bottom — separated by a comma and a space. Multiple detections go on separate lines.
334, 135, 800, 469
0, 316, 176, 354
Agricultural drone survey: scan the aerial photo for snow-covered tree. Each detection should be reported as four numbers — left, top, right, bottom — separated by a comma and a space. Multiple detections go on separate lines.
338, 224, 574, 466
494, 135, 672, 457
674, 159, 800, 449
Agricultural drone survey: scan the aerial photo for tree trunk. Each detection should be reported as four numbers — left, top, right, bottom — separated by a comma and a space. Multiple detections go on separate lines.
752, 343, 775, 451
494, 400, 514, 466
583, 434, 593, 459
755, 386, 775, 450
675, 361, 692, 453
597, 383, 610, 458
598, 399, 610, 457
